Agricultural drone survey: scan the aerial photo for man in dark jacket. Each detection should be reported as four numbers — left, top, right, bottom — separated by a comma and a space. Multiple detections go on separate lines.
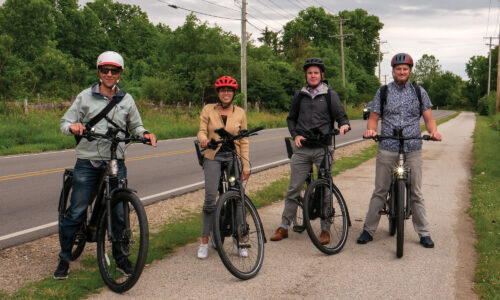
270, 58, 350, 243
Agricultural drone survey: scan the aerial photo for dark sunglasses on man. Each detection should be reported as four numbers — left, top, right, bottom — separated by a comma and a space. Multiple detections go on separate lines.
98, 67, 121, 75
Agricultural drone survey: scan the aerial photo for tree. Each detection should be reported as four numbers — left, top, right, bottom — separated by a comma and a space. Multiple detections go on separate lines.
258, 27, 280, 56
427, 71, 464, 108
0, 0, 56, 60
411, 54, 442, 85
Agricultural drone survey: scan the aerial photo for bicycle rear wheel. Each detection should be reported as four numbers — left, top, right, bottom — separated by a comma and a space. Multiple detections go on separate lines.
96, 191, 149, 293
303, 179, 348, 255
396, 180, 405, 258
213, 191, 265, 280
58, 173, 86, 261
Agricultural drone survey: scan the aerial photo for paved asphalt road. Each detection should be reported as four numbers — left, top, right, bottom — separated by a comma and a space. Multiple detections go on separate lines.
0, 111, 453, 249
91, 111, 476, 300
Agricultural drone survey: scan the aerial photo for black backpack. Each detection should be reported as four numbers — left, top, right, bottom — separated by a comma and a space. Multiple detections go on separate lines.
379, 81, 423, 118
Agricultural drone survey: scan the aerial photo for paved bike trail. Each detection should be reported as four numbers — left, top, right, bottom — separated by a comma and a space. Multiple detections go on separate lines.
91, 112, 477, 299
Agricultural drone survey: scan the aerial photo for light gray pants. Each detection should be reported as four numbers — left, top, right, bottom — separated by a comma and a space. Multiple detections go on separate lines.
282, 145, 333, 231
362, 149, 430, 237
202, 152, 233, 237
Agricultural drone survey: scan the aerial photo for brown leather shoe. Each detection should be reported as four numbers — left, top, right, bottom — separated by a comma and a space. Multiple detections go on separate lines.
270, 227, 288, 241
318, 230, 330, 245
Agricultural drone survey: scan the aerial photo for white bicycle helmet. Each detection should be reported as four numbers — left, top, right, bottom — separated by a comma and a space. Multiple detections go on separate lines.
96, 51, 124, 69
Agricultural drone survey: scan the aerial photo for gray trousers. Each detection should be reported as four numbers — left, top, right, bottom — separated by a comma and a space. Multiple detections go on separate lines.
282, 145, 333, 231
202, 152, 233, 237
362, 149, 430, 237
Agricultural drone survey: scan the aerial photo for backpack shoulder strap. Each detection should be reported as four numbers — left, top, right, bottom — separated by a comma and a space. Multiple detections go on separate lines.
411, 81, 423, 115
326, 88, 334, 124
379, 84, 388, 118
74, 98, 121, 145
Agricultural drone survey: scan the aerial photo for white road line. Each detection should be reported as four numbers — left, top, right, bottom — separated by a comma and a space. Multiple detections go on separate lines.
0, 138, 361, 242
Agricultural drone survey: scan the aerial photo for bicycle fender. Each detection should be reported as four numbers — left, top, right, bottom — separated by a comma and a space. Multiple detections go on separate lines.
110, 187, 137, 199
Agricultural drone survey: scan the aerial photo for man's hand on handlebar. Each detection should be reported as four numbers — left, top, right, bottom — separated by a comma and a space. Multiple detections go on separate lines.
143, 132, 157, 147
294, 135, 305, 148
339, 124, 350, 135
70, 123, 86, 136
363, 129, 377, 138
429, 131, 442, 141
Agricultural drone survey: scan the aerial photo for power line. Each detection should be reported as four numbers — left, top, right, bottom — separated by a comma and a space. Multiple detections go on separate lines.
157, 0, 240, 20
247, 5, 287, 30
486, 0, 492, 36
255, 0, 293, 21
199, 0, 240, 13
268, 0, 297, 19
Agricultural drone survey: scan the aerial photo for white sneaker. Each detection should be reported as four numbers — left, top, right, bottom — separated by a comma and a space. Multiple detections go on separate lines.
239, 247, 248, 258
197, 243, 209, 259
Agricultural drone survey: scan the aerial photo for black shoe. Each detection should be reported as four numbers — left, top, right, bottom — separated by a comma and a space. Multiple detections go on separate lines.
53, 259, 69, 280
420, 236, 434, 248
357, 230, 373, 244
116, 258, 134, 276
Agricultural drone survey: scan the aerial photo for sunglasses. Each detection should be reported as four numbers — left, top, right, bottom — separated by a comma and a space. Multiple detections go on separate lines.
218, 88, 234, 93
99, 67, 121, 75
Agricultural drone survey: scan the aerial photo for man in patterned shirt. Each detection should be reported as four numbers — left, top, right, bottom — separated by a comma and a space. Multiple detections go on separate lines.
357, 53, 442, 248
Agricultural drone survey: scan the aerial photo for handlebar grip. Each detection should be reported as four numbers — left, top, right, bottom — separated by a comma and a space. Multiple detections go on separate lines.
422, 135, 431, 141
247, 126, 264, 135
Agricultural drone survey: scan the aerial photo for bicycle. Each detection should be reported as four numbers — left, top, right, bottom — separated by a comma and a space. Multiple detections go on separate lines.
364, 128, 435, 258
296, 129, 350, 255
194, 126, 266, 280
58, 127, 150, 293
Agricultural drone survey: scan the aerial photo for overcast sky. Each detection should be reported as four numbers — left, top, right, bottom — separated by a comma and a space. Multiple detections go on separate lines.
17, 0, 500, 80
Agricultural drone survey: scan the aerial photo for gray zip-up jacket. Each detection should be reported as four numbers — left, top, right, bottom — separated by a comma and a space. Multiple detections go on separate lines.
60, 84, 148, 160
287, 83, 349, 139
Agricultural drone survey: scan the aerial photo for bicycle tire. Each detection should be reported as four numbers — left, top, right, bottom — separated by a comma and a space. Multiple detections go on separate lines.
388, 188, 396, 236
96, 191, 149, 293
58, 176, 86, 261
396, 179, 405, 258
213, 191, 265, 280
303, 179, 348, 255
292, 193, 305, 233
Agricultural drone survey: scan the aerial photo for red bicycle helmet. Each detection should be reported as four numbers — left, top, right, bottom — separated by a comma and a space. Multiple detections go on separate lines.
214, 76, 238, 90
391, 53, 413, 67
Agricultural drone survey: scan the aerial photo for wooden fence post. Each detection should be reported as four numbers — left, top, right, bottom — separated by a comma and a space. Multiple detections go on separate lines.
37, 93, 41, 105
24, 99, 28, 114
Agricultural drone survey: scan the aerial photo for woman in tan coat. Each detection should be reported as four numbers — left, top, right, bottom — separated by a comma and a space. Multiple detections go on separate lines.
196, 76, 249, 259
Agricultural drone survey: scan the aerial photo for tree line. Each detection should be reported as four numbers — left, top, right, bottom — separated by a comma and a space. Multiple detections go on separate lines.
0, 0, 490, 112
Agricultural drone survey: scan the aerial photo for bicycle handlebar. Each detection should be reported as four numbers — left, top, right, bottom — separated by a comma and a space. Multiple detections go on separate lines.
363, 134, 434, 142
207, 126, 264, 149
81, 128, 152, 145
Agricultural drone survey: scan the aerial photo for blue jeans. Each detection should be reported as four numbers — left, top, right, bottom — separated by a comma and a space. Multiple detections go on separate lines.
59, 159, 127, 262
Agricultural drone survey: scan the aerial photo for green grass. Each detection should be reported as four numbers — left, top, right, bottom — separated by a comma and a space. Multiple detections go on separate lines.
0, 102, 366, 156
469, 115, 500, 298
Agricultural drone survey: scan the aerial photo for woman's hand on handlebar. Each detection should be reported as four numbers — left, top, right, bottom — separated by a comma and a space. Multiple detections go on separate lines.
143, 132, 157, 147
201, 139, 210, 148
70, 123, 85, 136
242, 170, 250, 181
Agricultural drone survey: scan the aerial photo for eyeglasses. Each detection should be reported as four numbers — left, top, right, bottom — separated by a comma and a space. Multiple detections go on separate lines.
99, 67, 121, 75
218, 88, 234, 93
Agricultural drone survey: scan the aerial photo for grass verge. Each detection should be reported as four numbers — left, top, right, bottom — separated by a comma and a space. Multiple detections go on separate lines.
469, 115, 500, 298
4, 112, 460, 299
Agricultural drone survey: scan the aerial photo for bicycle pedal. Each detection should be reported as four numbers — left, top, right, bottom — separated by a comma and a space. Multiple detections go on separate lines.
239, 243, 251, 249
378, 210, 386, 215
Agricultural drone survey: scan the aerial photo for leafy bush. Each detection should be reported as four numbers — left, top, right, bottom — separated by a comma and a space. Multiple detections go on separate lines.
477, 93, 496, 116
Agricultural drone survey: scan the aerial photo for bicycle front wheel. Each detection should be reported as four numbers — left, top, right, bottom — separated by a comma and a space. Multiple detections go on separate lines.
213, 191, 265, 280
58, 175, 86, 261
396, 179, 405, 258
303, 179, 348, 255
388, 189, 396, 236
96, 191, 149, 293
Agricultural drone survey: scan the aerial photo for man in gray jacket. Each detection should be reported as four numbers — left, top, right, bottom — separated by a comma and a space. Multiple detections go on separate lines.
270, 58, 350, 243
54, 51, 156, 279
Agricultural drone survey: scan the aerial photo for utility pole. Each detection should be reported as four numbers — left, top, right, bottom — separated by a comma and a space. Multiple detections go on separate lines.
241, 0, 247, 111
377, 39, 387, 83
497, 31, 500, 113
484, 36, 498, 96
330, 19, 352, 110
